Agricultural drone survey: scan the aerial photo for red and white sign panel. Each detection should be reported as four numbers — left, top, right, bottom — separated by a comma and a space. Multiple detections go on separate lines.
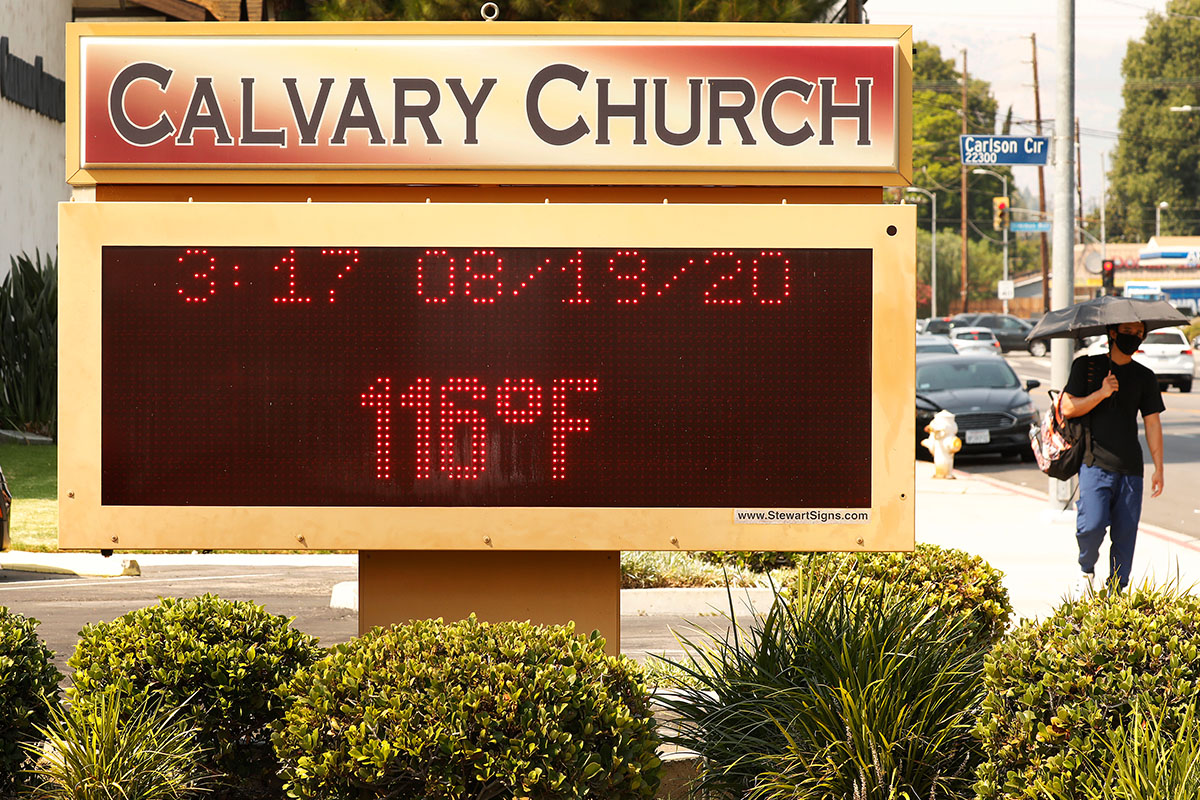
78, 32, 900, 173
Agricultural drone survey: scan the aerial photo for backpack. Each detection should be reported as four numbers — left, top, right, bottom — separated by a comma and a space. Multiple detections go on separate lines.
1029, 390, 1089, 480
1029, 355, 1099, 480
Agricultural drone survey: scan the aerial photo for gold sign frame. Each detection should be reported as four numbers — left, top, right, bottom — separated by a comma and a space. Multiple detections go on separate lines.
59, 200, 914, 552
66, 21, 913, 187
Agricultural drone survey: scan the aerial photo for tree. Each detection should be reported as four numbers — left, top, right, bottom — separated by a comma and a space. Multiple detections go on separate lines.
905, 41, 1014, 312
909, 42, 1009, 241
1107, 0, 1200, 242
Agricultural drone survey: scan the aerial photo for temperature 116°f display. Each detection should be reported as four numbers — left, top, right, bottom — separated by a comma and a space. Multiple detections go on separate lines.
101, 246, 871, 508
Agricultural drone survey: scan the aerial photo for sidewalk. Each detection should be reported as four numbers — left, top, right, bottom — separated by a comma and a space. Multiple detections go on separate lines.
916, 459, 1200, 621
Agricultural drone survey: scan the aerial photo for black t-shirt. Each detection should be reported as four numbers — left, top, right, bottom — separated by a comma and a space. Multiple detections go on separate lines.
1064, 354, 1165, 475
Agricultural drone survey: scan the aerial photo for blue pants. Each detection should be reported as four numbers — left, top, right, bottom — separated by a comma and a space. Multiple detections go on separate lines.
1076, 464, 1143, 588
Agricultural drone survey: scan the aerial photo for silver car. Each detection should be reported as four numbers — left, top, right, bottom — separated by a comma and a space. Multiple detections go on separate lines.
948, 327, 1003, 356
916, 334, 959, 355
1133, 327, 1195, 393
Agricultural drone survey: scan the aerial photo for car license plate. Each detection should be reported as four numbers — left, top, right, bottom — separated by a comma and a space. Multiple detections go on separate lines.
965, 430, 990, 445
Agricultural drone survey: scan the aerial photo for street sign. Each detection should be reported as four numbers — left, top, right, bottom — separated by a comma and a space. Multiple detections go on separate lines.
960, 135, 1050, 166
1010, 221, 1052, 233
997, 280, 1015, 300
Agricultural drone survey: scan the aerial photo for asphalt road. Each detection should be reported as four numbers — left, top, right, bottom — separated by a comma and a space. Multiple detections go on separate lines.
0, 564, 358, 677
962, 350, 1200, 538
0, 563, 731, 678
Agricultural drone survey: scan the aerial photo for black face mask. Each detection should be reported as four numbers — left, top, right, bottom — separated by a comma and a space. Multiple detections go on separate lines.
1113, 332, 1143, 356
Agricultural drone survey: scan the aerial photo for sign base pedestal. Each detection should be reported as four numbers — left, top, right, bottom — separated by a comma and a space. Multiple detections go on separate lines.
358, 550, 621, 655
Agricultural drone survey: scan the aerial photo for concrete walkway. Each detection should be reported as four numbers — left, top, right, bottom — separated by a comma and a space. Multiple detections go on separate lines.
916, 459, 1200, 621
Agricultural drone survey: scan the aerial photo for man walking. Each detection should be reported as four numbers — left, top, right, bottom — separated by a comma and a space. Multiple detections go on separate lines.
1060, 321, 1165, 592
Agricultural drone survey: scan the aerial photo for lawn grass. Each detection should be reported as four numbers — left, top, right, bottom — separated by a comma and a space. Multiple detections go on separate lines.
0, 442, 57, 551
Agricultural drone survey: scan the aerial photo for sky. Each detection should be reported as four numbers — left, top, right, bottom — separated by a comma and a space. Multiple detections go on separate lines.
866, 0, 1171, 211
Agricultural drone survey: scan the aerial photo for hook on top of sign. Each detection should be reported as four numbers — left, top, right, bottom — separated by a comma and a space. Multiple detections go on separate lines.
480, 2, 499, 21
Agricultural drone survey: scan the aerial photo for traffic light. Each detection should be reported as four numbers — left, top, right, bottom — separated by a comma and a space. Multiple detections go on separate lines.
992, 196, 1009, 231
1102, 259, 1115, 293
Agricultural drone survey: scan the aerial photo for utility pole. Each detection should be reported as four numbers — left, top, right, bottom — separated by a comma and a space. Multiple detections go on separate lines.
1031, 34, 1050, 313
961, 48, 969, 314
845, 0, 861, 23
1100, 153, 1107, 261
1050, 0, 1076, 508
1075, 117, 1084, 244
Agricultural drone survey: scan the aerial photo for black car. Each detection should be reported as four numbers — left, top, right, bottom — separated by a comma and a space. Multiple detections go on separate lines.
950, 313, 1048, 357
916, 353, 1041, 460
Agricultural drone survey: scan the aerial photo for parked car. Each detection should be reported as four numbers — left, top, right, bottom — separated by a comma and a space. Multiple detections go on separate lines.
920, 317, 954, 335
951, 313, 1049, 357
1132, 327, 1195, 393
948, 327, 1002, 356
916, 353, 1040, 460
916, 334, 959, 355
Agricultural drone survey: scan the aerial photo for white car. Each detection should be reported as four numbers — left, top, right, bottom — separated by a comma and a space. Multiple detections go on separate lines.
948, 327, 1003, 356
1133, 327, 1195, 393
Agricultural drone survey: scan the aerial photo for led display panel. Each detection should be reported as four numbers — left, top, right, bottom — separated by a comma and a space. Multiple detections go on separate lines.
60, 202, 914, 551
102, 245, 869, 508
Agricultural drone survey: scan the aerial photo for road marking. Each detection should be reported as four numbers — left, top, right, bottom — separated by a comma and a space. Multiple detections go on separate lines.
0, 572, 282, 591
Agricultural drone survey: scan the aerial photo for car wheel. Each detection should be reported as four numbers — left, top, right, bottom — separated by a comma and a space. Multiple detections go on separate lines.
1029, 340, 1047, 358
1180, 377, 1193, 394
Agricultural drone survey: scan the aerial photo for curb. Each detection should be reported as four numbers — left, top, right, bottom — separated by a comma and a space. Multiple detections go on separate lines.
0, 429, 54, 446
330, 581, 358, 611
0, 551, 140, 577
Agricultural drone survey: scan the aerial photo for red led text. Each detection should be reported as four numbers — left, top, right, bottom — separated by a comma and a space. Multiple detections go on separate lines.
361, 377, 596, 480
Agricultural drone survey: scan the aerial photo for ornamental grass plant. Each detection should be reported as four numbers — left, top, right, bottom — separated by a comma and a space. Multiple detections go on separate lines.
25, 689, 212, 800
0, 252, 58, 438
658, 575, 990, 800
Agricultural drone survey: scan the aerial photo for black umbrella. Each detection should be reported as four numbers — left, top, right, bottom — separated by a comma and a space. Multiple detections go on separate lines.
1026, 295, 1189, 341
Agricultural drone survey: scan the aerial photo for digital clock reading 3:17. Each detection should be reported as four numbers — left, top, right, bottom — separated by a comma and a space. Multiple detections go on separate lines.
101, 245, 872, 509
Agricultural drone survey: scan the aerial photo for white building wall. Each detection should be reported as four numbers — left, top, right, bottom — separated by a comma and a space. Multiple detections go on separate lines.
0, 0, 72, 277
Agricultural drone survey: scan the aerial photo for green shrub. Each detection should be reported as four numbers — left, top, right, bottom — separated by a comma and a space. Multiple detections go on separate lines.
68, 594, 323, 797
973, 584, 1200, 800
0, 252, 57, 438
27, 689, 212, 800
272, 616, 662, 800
621, 550, 774, 588
1033, 698, 1200, 800
793, 543, 1013, 648
0, 606, 61, 794
659, 578, 989, 800
697, 551, 798, 573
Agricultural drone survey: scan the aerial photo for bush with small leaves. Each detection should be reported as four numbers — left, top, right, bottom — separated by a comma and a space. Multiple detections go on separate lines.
272, 616, 662, 800
0, 606, 61, 794
697, 551, 798, 573
794, 543, 1012, 649
973, 584, 1200, 800
68, 594, 323, 797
